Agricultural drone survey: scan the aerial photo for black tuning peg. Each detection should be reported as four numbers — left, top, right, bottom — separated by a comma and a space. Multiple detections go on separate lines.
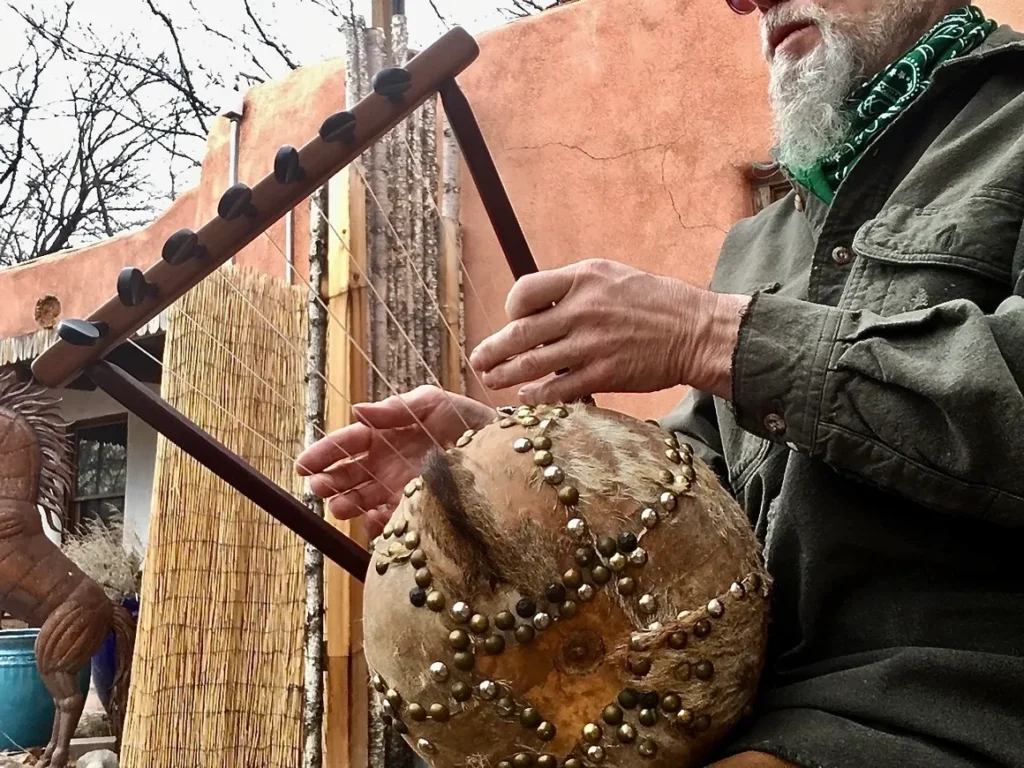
319, 111, 357, 144
162, 229, 207, 265
117, 267, 159, 307
57, 318, 109, 347
274, 146, 306, 184
218, 183, 258, 221
372, 67, 413, 102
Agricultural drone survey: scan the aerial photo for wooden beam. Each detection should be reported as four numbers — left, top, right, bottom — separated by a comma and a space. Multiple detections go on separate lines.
323, 163, 370, 768
372, 0, 394, 54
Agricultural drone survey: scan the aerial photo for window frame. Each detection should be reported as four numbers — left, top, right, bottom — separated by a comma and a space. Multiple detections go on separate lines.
68, 413, 129, 534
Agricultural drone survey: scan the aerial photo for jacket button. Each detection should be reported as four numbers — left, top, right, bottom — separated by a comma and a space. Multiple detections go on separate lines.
794, 194, 805, 212
832, 246, 852, 266
764, 413, 786, 436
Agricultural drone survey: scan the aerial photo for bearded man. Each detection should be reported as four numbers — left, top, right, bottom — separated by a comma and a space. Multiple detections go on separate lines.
298, 1, 1024, 766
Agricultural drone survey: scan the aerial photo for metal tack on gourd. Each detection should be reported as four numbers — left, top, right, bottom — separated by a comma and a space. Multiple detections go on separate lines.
639, 594, 658, 613
453, 651, 475, 671
587, 746, 606, 763
409, 549, 427, 569
567, 518, 587, 536
409, 588, 427, 607
661, 694, 682, 712
592, 566, 611, 585
537, 722, 557, 742
679, 464, 697, 482
429, 703, 450, 722
479, 680, 498, 700
641, 507, 659, 529
470, 614, 490, 634
497, 696, 516, 716
638, 739, 658, 758
578, 584, 596, 602
602, 704, 624, 725
426, 591, 445, 612
617, 532, 638, 553
392, 518, 408, 536
375, 560, 389, 575
694, 619, 712, 639
515, 624, 536, 644
429, 662, 449, 683
561, 600, 579, 619
639, 708, 658, 727
676, 709, 694, 726
708, 598, 726, 618
668, 631, 688, 650
520, 415, 540, 427
451, 601, 472, 623
452, 682, 472, 702
609, 553, 627, 573
730, 582, 747, 599
417, 738, 436, 754
533, 450, 553, 467
513, 438, 533, 453
583, 723, 602, 743
484, 634, 506, 654
408, 703, 427, 721
628, 657, 652, 676
617, 577, 636, 596
558, 485, 580, 506
666, 448, 682, 464
449, 629, 470, 651
414, 568, 432, 588
543, 465, 564, 485
659, 491, 678, 512
533, 434, 552, 450
495, 611, 516, 631
456, 435, 473, 448
694, 660, 715, 681
563, 568, 584, 588
617, 724, 638, 744
404, 531, 420, 549
629, 548, 648, 567
597, 536, 617, 557
513, 753, 532, 768
534, 612, 552, 630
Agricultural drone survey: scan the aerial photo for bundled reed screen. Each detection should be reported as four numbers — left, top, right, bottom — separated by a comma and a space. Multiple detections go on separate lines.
121, 265, 309, 768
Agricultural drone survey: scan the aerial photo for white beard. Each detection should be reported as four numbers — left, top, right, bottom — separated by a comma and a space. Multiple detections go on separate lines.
763, 0, 934, 170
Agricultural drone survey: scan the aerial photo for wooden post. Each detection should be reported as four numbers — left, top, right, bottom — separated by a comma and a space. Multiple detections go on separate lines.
303, 184, 330, 768
372, 0, 394, 56
440, 114, 465, 394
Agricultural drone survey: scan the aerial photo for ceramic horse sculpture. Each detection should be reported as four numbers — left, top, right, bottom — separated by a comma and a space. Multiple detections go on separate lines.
0, 370, 135, 767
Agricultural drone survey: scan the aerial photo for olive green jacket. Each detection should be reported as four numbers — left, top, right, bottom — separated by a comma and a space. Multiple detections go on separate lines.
661, 24, 1024, 768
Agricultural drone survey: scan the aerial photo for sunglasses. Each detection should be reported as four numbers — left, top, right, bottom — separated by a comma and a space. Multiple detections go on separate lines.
727, 0, 758, 13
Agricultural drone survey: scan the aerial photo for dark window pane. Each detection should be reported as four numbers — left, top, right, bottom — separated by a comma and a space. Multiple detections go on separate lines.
80, 497, 124, 530
74, 421, 128, 501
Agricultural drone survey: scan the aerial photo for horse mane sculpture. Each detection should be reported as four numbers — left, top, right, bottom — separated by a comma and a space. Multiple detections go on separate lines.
0, 370, 135, 768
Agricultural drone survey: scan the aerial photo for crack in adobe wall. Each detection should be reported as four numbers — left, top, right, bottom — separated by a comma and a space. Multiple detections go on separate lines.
500, 139, 728, 236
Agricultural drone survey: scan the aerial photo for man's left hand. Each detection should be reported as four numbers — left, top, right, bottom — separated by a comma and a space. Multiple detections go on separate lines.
468, 259, 750, 404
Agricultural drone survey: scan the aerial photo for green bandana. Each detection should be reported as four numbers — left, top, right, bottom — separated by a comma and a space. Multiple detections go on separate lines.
789, 5, 997, 204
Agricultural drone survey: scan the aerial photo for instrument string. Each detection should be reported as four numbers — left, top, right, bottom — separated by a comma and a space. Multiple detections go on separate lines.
209, 264, 427, 469
170, 301, 404, 502
252, 227, 461, 450
126, 338, 375, 518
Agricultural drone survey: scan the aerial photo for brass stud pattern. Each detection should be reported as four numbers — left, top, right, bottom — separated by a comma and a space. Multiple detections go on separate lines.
602, 704, 624, 725
393, 518, 408, 536
708, 598, 725, 618
404, 531, 420, 549
533, 435, 552, 451
561, 600, 579, 619
666, 448, 681, 464
583, 723, 603, 743
513, 438, 533, 453
495, 611, 516, 631
410, 549, 427, 569
587, 746, 606, 763
414, 568, 432, 588
426, 591, 445, 612
520, 415, 540, 427
375, 560, 389, 575
639, 708, 658, 727
469, 614, 490, 634
730, 582, 746, 599
417, 738, 435, 754
407, 703, 427, 721
694, 619, 712, 639
533, 449, 553, 466
694, 660, 714, 681
449, 630, 470, 651
617, 724, 637, 744
608, 553, 627, 572
479, 680, 498, 700
676, 709, 694, 726
558, 485, 580, 506
641, 507, 659, 528
429, 703, 450, 722
452, 682, 472, 702
617, 577, 636, 595
639, 594, 658, 614
534, 612, 552, 631
456, 435, 472, 448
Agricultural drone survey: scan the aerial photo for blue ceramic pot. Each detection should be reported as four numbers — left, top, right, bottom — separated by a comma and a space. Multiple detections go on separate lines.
0, 628, 90, 751
90, 595, 139, 714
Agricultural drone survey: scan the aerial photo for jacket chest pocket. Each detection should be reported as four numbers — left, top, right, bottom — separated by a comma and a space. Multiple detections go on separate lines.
849, 189, 1023, 315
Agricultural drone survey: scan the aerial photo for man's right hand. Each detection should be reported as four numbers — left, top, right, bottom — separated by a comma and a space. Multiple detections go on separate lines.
295, 385, 496, 536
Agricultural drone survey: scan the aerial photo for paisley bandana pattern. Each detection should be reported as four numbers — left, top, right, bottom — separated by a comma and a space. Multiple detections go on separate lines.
791, 5, 997, 203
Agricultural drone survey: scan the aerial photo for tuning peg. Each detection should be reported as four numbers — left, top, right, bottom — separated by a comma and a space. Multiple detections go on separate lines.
162, 229, 207, 265
319, 111, 357, 144
274, 146, 306, 184
372, 67, 413, 102
218, 183, 258, 221
57, 318, 109, 347
117, 267, 159, 307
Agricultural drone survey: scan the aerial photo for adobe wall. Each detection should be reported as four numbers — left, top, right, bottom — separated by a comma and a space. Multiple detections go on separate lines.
455, 0, 1023, 421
